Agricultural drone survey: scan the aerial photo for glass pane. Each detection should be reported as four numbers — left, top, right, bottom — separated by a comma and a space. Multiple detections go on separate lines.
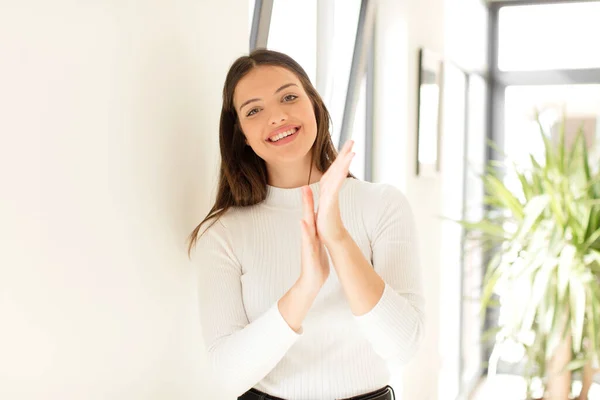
249, 0, 255, 34
350, 77, 366, 181
498, 2, 600, 71
504, 84, 600, 178
328, 0, 361, 148
267, 0, 318, 84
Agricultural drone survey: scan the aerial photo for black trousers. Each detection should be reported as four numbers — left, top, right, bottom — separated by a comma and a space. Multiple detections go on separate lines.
238, 384, 395, 400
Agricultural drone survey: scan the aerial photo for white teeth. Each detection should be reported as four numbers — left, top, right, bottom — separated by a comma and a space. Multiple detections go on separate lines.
270, 128, 298, 142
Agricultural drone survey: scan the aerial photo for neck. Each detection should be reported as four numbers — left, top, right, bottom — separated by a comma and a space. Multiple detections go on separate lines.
267, 160, 323, 188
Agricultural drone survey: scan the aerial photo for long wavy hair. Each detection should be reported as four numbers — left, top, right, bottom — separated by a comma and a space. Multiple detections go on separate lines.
187, 49, 352, 257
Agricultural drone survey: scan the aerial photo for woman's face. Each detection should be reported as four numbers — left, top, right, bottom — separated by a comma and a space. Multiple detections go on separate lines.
233, 65, 318, 167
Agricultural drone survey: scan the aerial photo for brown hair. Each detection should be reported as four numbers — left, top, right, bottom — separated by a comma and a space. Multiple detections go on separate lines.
187, 49, 353, 257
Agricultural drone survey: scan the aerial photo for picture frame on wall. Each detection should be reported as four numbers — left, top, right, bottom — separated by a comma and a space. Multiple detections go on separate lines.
416, 48, 443, 177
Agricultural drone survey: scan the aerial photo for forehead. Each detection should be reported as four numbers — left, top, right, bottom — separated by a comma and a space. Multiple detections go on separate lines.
234, 65, 302, 107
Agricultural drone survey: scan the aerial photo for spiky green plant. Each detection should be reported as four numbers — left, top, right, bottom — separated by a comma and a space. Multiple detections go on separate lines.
458, 115, 600, 398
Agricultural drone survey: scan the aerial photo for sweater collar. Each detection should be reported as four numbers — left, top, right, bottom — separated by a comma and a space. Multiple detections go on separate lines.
263, 178, 352, 208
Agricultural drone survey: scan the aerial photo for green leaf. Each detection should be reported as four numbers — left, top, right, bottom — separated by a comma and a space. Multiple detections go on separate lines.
583, 207, 600, 250
558, 244, 576, 300
557, 116, 566, 174
544, 269, 558, 333
481, 326, 503, 344
483, 174, 525, 220
566, 358, 589, 371
485, 139, 508, 160
569, 277, 586, 354
567, 128, 585, 174
515, 169, 534, 201
584, 173, 600, 193
513, 195, 551, 244
529, 154, 543, 171
583, 228, 600, 253
586, 250, 600, 273
587, 287, 599, 361
481, 257, 503, 320
452, 219, 508, 240
569, 216, 586, 245
521, 263, 552, 333
542, 180, 567, 228
537, 118, 557, 171
580, 126, 592, 181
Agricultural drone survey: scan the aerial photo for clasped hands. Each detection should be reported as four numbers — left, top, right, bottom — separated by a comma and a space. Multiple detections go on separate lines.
299, 140, 355, 288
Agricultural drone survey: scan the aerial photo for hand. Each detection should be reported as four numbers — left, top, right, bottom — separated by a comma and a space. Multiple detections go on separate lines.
299, 185, 330, 290
315, 140, 355, 244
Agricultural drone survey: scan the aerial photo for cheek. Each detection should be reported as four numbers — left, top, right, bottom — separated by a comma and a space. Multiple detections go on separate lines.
239, 120, 262, 143
301, 103, 318, 132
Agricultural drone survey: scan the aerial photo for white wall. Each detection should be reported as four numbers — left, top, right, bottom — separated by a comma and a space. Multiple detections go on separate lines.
0, 1, 247, 399
374, 0, 444, 398
373, 0, 488, 399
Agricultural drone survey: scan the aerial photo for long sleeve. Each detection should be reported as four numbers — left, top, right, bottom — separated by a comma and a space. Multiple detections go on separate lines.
354, 185, 425, 363
195, 218, 302, 397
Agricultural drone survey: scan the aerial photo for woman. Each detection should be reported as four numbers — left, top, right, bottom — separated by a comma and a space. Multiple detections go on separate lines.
188, 49, 424, 400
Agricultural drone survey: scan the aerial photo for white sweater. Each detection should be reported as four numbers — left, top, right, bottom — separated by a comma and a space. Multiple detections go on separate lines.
194, 178, 424, 400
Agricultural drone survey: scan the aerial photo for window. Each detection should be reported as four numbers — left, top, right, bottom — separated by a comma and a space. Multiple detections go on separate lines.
249, 0, 373, 180
498, 2, 600, 71
267, 1, 318, 84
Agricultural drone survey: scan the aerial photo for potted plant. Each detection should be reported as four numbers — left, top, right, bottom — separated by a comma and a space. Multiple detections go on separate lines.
457, 115, 600, 399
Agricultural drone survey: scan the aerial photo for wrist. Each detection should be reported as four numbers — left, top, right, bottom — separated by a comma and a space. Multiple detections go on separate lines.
297, 274, 324, 296
322, 228, 351, 248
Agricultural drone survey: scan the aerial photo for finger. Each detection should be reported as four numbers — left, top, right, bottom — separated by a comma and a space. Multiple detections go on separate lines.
336, 139, 354, 158
340, 139, 354, 155
300, 220, 309, 240
327, 151, 355, 193
323, 151, 355, 193
300, 220, 318, 250
302, 186, 316, 235
322, 140, 355, 182
332, 150, 355, 177
342, 151, 355, 173
300, 220, 311, 250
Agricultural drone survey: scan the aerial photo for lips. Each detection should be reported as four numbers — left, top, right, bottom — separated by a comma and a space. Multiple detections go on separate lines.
266, 126, 301, 146
266, 125, 301, 142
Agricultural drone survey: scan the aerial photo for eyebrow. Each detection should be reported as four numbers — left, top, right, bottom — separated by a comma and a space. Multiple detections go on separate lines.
238, 83, 299, 112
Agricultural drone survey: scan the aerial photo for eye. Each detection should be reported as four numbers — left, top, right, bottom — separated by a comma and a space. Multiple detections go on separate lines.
246, 108, 259, 117
283, 94, 298, 102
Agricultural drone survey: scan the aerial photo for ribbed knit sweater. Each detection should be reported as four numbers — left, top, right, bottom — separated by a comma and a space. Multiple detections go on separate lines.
195, 177, 425, 400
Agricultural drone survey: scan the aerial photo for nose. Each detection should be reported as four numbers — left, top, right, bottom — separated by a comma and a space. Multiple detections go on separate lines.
269, 105, 288, 125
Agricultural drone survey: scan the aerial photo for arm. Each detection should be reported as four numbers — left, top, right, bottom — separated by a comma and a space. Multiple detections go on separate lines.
195, 219, 318, 397
324, 186, 425, 363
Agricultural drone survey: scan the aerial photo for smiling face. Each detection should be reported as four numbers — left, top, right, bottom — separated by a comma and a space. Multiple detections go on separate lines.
233, 65, 318, 170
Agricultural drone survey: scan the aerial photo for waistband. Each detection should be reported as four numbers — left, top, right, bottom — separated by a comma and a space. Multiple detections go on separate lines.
238, 385, 395, 400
